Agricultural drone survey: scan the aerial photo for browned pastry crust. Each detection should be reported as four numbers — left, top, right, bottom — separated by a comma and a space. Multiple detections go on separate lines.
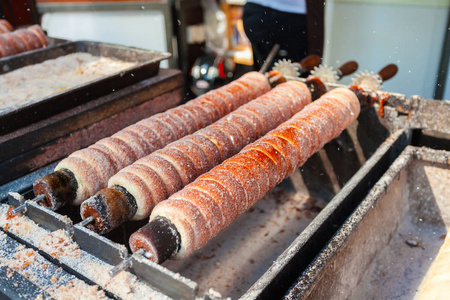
56, 72, 270, 205
0, 20, 13, 32
182, 134, 222, 169
27, 25, 48, 46
191, 98, 222, 123
210, 121, 246, 150
15, 29, 43, 50
95, 137, 138, 168
196, 127, 236, 162
154, 147, 198, 186
105, 81, 311, 222
168, 140, 212, 175
2, 32, 27, 54
153, 113, 189, 141
170, 108, 198, 135
201, 91, 229, 116
234, 108, 266, 137
0, 24, 9, 34
112, 129, 153, 160
145, 87, 359, 259
221, 113, 257, 145
240, 149, 279, 188
188, 178, 238, 224
136, 118, 176, 148
0, 35, 15, 57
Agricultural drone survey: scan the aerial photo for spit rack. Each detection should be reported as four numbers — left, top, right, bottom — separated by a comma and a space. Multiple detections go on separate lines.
0, 89, 449, 299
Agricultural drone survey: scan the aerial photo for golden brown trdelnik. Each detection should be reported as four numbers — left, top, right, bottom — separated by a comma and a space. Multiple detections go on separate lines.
79, 80, 311, 234
0, 24, 48, 58
34, 72, 271, 210
129, 87, 360, 262
0, 19, 13, 34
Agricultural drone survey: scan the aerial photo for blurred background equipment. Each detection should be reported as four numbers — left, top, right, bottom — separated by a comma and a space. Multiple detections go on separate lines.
189, 0, 235, 95
190, 50, 235, 95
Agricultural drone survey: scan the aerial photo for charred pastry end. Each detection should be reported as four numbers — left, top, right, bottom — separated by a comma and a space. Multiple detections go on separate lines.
80, 185, 137, 234
267, 70, 286, 85
33, 169, 77, 210
129, 217, 180, 264
349, 85, 381, 110
305, 76, 326, 100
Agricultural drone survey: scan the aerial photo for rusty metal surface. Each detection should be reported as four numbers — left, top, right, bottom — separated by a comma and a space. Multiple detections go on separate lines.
286, 146, 450, 300
381, 94, 450, 134
0, 41, 170, 134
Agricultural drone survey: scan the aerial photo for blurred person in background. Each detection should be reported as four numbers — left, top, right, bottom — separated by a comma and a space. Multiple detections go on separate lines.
242, 0, 325, 70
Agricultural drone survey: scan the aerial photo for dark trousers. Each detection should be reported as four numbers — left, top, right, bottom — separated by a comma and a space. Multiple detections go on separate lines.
243, 2, 308, 71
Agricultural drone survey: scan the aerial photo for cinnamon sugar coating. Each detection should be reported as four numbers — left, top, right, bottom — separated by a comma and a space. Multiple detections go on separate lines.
0, 20, 13, 33
143, 87, 360, 258
109, 81, 310, 223
0, 24, 48, 57
54, 72, 269, 205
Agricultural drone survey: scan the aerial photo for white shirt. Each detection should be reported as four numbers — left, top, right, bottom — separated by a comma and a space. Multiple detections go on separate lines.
246, 0, 307, 15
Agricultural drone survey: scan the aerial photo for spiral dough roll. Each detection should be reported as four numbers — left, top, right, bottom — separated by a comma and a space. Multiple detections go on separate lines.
0, 24, 48, 58
145, 87, 360, 259
108, 81, 311, 219
55, 72, 270, 204
0, 20, 13, 34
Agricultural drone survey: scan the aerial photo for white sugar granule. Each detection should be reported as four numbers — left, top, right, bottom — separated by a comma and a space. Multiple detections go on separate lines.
81, 260, 171, 300
37, 229, 81, 259
0, 52, 136, 112
0, 204, 170, 299
47, 278, 107, 300
8, 248, 37, 271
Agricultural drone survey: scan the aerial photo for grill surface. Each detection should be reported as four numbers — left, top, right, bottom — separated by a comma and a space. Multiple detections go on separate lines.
0, 86, 449, 299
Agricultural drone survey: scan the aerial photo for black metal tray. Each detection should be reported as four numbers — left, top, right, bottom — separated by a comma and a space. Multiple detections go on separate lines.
0, 41, 170, 134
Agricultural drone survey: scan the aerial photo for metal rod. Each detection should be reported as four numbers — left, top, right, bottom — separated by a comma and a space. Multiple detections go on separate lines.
269, 74, 284, 84
109, 248, 143, 277
79, 216, 94, 227
11, 204, 28, 215
64, 227, 74, 237
259, 44, 280, 74
109, 255, 134, 277
12, 194, 46, 215
285, 75, 355, 90
109, 248, 151, 277
143, 251, 154, 260
284, 75, 307, 83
